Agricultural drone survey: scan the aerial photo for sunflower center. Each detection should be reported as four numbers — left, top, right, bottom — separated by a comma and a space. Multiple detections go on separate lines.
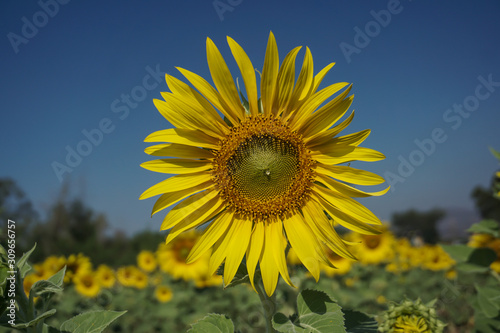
213, 115, 315, 220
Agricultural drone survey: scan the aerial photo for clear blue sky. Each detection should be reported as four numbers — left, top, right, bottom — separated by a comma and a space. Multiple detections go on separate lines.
1, 0, 499, 235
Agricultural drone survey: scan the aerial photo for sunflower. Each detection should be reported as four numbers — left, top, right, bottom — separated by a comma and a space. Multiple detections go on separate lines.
420, 245, 455, 271
349, 226, 395, 265
116, 265, 140, 287
137, 250, 158, 272
73, 271, 101, 298
378, 299, 445, 333
155, 285, 173, 303
321, 250, 354, 277
156, 230, 210, 281
141, 32, 388, 296
64, 253, 92, 283
95, 265, 116, 288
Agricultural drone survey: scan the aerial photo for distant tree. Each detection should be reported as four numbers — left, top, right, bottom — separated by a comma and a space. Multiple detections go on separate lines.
391, 208, 445, 244
472, 171, 500, 222
0, 178, 39, 251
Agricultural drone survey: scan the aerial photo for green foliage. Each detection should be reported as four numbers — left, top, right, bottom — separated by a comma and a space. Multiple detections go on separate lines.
59, 310, 126, 333
442, 244, 497, 273
467, 219, 500, 237
272, 289, 345, 332
187, 313, 235, 333
0, 243, 125, 333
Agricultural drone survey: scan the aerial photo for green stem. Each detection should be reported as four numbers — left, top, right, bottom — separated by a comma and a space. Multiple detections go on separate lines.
254, 273, 277, 333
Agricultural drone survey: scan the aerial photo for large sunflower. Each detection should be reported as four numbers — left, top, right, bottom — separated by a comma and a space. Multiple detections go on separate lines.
141, 32, 388, 296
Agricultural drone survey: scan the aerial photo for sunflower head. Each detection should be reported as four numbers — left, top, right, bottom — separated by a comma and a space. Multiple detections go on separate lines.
155, 285, 173, 303
141, 32, 388, 296
73, 271, 101, 298
378, 299, 445, 333
137, 250, 158, 272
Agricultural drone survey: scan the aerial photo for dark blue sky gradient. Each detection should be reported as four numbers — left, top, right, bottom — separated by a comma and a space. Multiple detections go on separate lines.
1, 0, 499, 235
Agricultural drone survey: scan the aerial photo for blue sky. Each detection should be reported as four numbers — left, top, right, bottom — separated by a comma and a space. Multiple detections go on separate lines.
1, 0, 499, 235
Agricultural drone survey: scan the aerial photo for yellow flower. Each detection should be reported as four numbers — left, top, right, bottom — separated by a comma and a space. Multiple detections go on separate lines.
420, 245, 455, 271
157, 231, 210, 282
137, 250, 158, 272
73, 271, 101, 298
65, 254, 92, 283
379, 299, 445, 333
140, 32, 388, 296
322, 251, 353, 276
95, 265, 116, 288
116, 266, 140, 287
155, 285, 173, 303
42, 256, 66, 277
350, 227, 395, 265
133, 270, 149, 289
194, 274, 223, 289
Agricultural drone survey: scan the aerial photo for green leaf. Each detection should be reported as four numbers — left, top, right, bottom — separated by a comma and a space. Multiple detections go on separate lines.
476, 285, 500, 319
489, 147, 500, 161
467, 219, 500, 237
273, 289, 346, 333
59, 310, 126, 333
474, 311, 500, 333
187, 313, 235, 333
31, 279, 63, 297
12, 309, 57, 329
17, 243, 36, 278
468, 247, 497, 267
343, 310, 378, 333
440, 244, 474, 263
47, 266, 66, 288
455, 262, 490, 273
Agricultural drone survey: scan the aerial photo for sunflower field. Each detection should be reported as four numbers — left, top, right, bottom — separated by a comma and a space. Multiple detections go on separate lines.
2, 32, 500, 333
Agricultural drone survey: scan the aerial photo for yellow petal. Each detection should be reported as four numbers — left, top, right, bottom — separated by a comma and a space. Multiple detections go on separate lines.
285, 47, 314, 116
151, 182, 214, 216
312, 193, 381, 235
312, 146, 386, 164
224, 216, 252, 285
316, 164, 385, 186
303, 200, 356, 260
161, 92, 225, 139
305, 111, 355, 147
246, 222, 264, 292
209, 218, 235, 276
144, 128, 219, 150
165, 195, 224, 242
316, 173, 390, 198
272, 46, 302, 116
260, 223, 280, 296
327, 129, 371, 147
261, 32, 279, 116
227, 37, 259, 116
140, 172, 213, 199
164, 74, 228, 130
187, 211, 233, 264
313, 184, 382, 225
312, 62, 335, 93
288, 82, 349, 131
269, 218, 294, 287
140, 159, 211, 174
283, 213, 321, 281
161, 189, 218, 230
144, 143, 214, 159
206, 38, 245, 120
176, 67, 240, 126
300, 88, 353, 138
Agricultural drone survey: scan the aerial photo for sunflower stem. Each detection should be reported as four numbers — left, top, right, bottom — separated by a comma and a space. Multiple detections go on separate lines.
254, 272, 277, 333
